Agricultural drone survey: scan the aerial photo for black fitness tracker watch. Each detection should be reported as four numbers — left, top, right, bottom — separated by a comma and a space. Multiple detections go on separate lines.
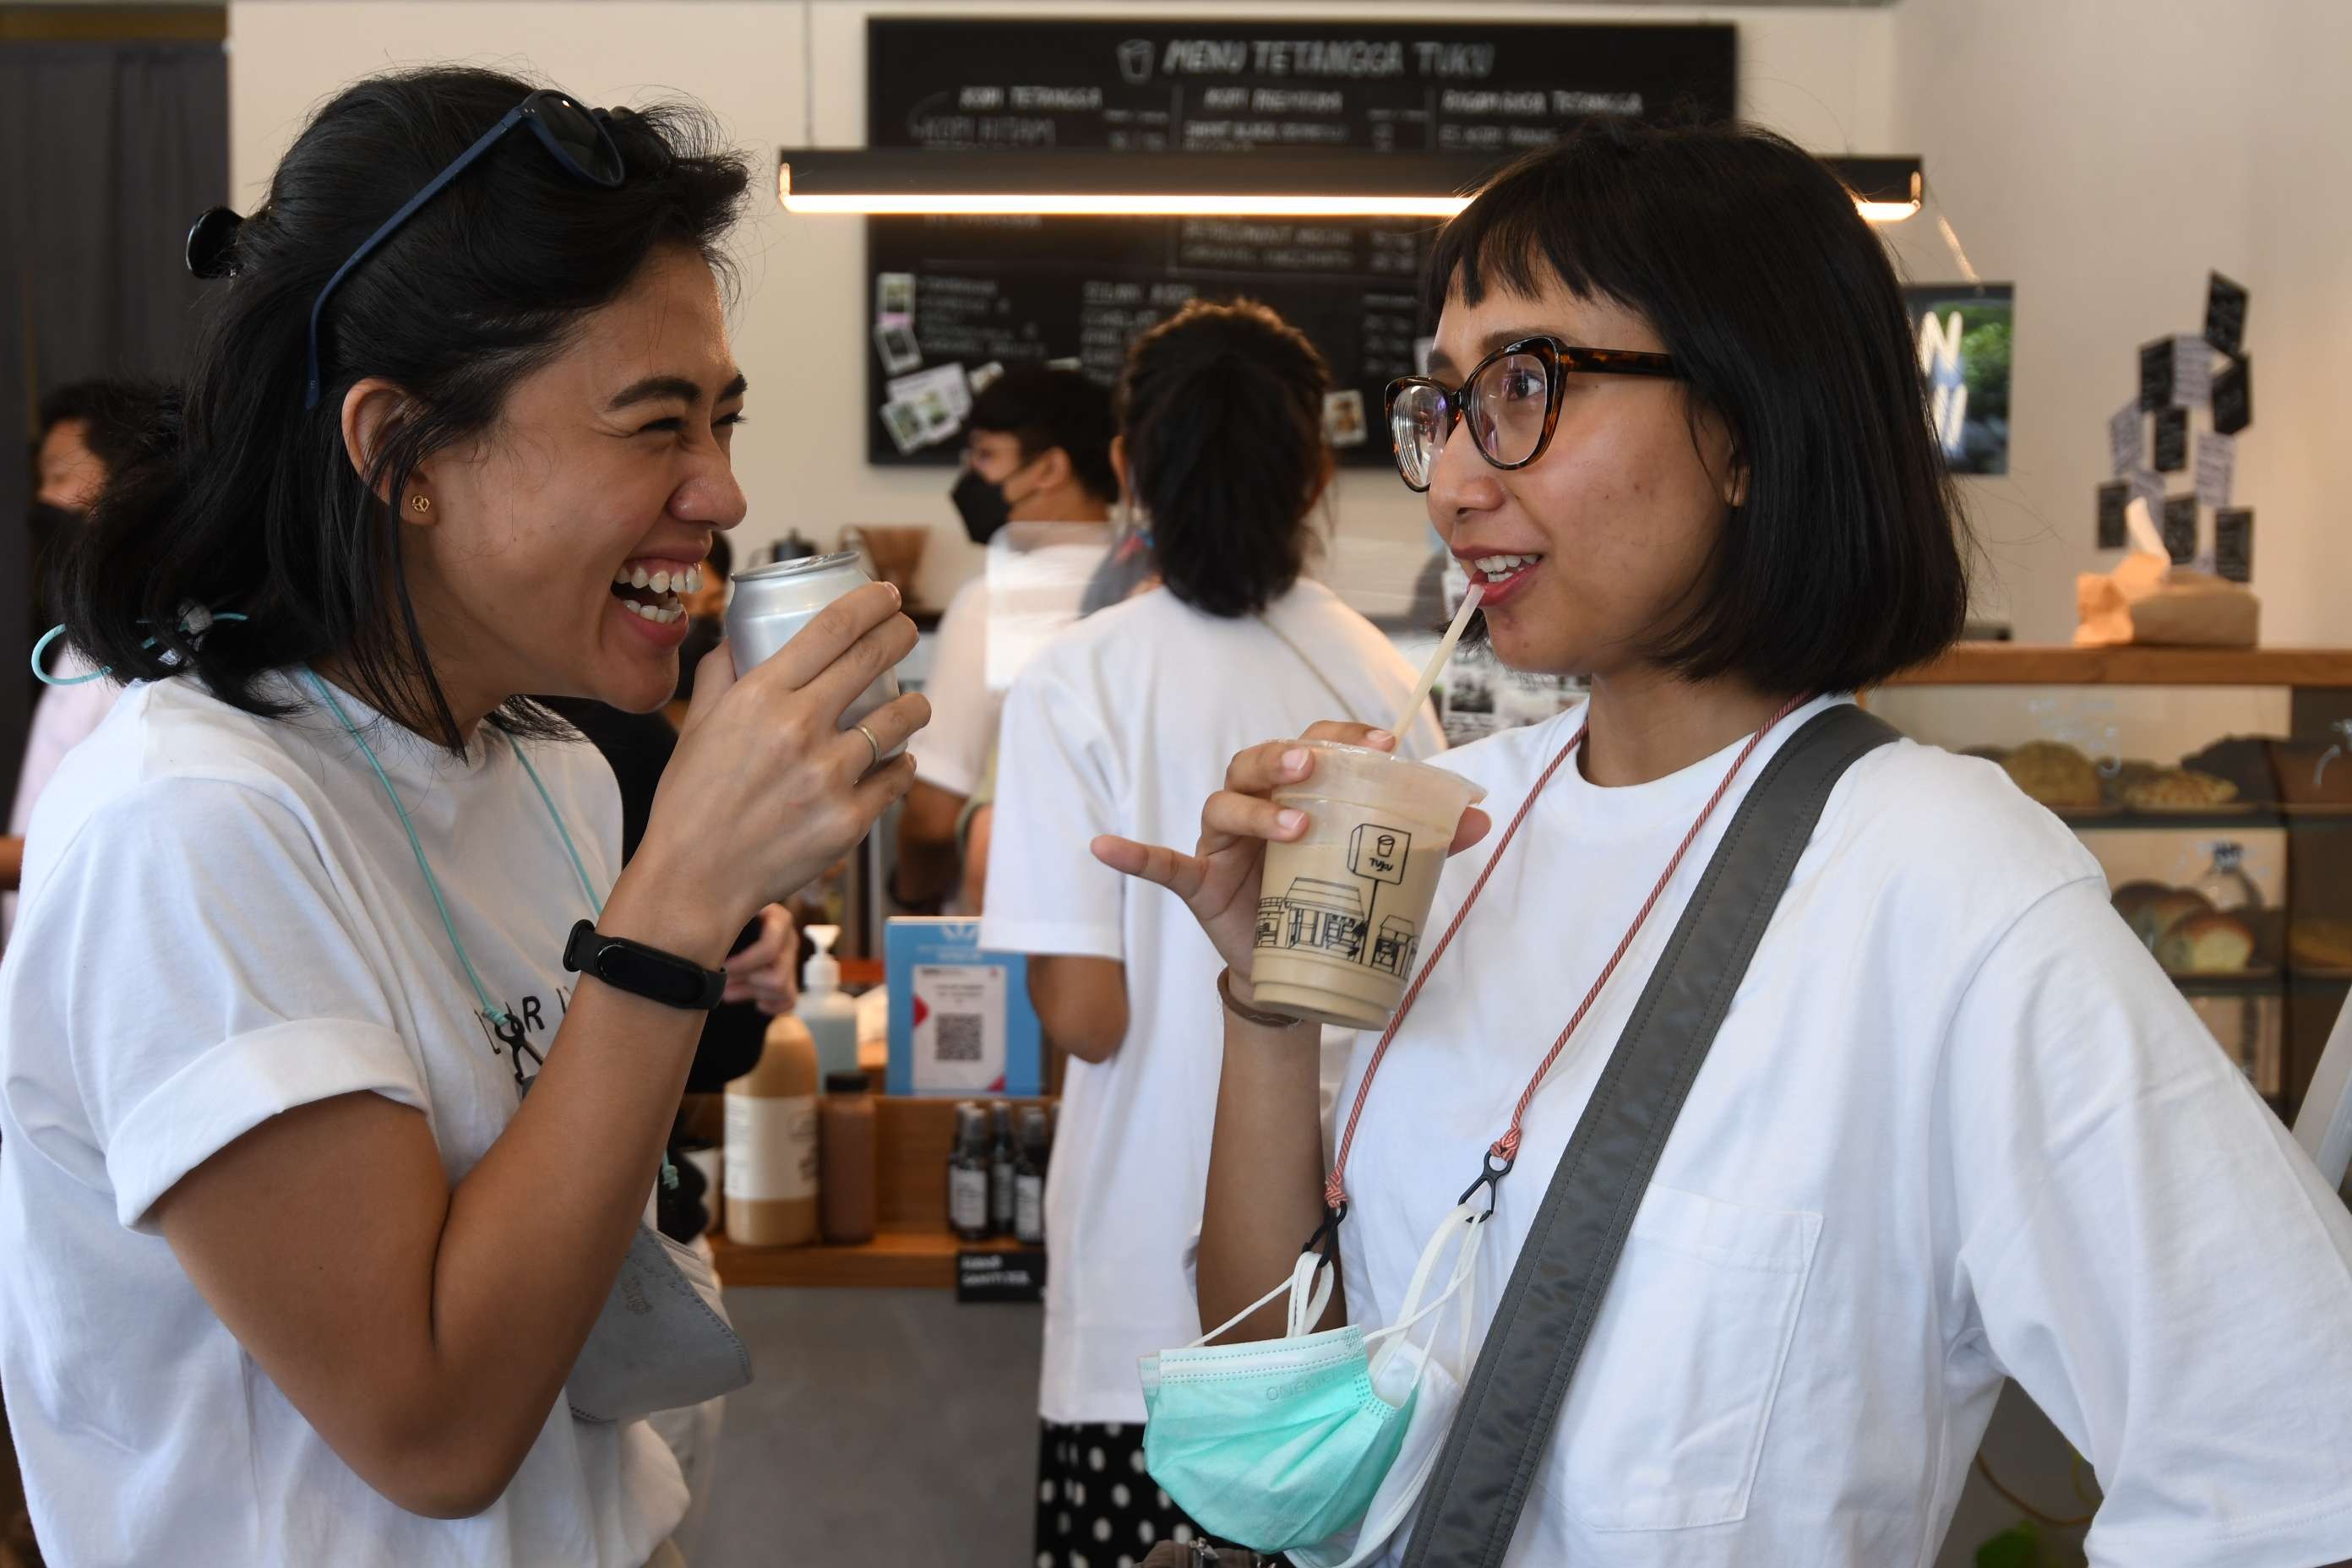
562, 919, 727, 1010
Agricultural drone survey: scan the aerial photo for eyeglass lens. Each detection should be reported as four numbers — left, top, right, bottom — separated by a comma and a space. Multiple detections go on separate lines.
1466, 351, 1552, 467
1390, 350, 1554, 487
1389, 383, 1449, 490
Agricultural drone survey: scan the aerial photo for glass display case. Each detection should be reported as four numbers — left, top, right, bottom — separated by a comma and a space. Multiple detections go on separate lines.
1876, 645, 2352, 1119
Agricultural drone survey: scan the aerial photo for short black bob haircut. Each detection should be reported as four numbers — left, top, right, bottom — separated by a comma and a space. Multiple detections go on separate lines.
968, 365, 1119, 507
1426, 117, 1970, 696
56, 67, 749, 752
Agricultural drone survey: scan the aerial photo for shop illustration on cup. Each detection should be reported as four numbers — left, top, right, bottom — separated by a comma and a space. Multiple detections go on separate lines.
1255, 821, 1424, 979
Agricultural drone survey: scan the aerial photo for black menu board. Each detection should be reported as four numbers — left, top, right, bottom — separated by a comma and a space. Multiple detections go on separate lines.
861, 18, 1736, 466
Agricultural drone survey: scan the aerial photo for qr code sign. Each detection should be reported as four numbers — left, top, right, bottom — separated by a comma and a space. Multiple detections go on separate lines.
910, 961, 1007, 1090
936, 1013, 984, 1062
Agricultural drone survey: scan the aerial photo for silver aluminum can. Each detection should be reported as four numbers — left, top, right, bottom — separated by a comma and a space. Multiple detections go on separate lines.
724, 550, 904, 756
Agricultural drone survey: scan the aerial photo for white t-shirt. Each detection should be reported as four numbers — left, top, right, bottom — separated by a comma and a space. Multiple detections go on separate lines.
906, 522, 1112, 803
982, 579, 1445, 1424
1333, 696, 2352, 1567
3, 653, 118, 939
0, 674, 687, 1568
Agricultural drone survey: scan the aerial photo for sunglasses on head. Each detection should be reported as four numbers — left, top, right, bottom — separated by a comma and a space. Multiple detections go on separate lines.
301, 89, 628, 410
1383, 336, 1680, 493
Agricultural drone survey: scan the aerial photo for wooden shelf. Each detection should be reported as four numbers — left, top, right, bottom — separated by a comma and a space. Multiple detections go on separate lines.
710, 1225, 1028, 1290
1885, 645, 2352, 688
705, 1094, 1054, 1288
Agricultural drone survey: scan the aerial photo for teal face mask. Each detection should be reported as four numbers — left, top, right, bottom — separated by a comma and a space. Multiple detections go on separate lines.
1138, 1200, 1485, 1561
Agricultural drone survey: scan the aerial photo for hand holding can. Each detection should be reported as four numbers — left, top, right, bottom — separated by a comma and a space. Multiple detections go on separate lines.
725, 551, 910, 758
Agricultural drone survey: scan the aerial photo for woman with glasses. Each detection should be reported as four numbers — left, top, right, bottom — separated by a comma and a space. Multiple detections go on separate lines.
980, 298, 1445, 1566
0, 68, 924, 1567
1100, 121, 2352, 1565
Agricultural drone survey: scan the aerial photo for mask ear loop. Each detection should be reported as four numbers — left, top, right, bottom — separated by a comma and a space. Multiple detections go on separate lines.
1364, 1200, 1485, 1380
30, 626, 106, 687
1183, 1250, 1335, 1351
30, 612, 251, 688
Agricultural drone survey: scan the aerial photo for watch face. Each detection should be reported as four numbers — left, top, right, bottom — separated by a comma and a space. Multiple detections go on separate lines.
597, 941, 705, 1006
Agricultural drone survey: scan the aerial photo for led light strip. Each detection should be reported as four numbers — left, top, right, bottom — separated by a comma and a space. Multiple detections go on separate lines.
776, 150, 1925, 225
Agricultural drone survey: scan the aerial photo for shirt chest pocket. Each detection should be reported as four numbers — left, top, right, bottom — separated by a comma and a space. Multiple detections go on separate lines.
1536, 1184, 1821, 1533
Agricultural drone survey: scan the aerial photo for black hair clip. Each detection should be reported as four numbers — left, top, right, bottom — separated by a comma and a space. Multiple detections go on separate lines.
185, 206, 245, 280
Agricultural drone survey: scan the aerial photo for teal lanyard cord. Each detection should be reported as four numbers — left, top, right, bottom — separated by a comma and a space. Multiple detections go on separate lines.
302, 668, 532, 1029
301, 668, 676, 1190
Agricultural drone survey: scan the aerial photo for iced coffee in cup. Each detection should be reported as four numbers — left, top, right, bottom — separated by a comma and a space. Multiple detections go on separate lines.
1250, 743, 1488, 1029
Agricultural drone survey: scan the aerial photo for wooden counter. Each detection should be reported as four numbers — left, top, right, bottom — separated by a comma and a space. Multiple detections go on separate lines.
710, 1225, 1030, 1290
1886, 645, 2352, 688
710, 1092, 1051, 1291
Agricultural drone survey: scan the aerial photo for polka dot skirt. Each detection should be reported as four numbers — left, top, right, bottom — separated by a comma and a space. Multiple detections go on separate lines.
1035, 1419, 1212, 1568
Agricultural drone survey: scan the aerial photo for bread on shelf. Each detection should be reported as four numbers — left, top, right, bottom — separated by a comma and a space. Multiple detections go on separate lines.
2125, 888, 2215, 951
2001, 741, 2103, 809
2102, 760, 2162, 805
2157, 910, 2257, 974
2289, 917, 2352, 972
2182, 736, 2282, 803
2110, 880, 2175, 945
2119, 767, 2240, 810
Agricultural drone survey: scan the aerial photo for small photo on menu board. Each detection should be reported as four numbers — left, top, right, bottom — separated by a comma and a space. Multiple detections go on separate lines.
1323, 389, 1368, 448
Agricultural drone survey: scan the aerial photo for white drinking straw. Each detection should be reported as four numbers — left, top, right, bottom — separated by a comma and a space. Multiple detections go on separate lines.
1387, 581, 1485, 740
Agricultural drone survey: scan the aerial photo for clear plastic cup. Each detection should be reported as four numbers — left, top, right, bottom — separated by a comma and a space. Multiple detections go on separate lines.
1249, 743, 1487, 1028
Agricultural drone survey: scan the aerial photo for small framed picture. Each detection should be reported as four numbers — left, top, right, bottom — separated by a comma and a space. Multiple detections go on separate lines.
874, 323, 922, 374
875, 271, 916, 329
879, 397, 927, 455
1323, 389, 1368, 448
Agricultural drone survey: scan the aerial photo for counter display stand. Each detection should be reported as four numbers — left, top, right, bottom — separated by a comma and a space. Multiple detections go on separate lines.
710, 1093, 1050, 1289
1879, 644, 2352, 1121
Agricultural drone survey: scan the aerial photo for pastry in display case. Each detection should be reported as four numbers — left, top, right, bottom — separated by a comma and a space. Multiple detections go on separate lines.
1876, 643, 2352, 1119
1997, 740, 2104, 810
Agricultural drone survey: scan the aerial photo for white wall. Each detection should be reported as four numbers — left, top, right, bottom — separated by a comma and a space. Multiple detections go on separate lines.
227, 0, 1893, 612
228, 0, 2351, 642
1887, 0, 2352, 647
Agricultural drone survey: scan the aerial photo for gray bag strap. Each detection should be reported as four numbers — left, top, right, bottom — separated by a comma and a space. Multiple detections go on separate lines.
1399, 702, 1899, 1567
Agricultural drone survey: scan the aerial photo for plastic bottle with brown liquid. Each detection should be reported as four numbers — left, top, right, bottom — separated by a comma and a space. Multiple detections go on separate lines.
819, 1071, 878, 1245
725, 1010, 819, 1245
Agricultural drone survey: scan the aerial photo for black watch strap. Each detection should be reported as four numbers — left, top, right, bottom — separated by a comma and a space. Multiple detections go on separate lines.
562, 919, 727, 1010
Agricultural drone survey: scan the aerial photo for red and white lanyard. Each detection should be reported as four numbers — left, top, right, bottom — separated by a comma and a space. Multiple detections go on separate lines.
1320, 694, 1809, 1221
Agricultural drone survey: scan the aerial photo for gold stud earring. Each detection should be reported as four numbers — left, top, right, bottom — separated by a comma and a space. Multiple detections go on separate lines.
408, 494, 432, 514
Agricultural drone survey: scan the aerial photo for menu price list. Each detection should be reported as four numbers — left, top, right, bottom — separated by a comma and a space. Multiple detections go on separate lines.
861, 18, 1734, 466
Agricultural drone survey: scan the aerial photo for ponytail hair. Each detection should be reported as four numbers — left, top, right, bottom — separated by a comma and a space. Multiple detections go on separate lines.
1116, 298, 1330, 618
56, 66, 749, 751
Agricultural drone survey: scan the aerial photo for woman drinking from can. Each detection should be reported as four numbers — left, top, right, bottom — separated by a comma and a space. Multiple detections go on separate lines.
0, 67, 923, 1567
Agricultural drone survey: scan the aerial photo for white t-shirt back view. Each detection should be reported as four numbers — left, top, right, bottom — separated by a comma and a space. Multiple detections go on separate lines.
982, 578, 1446, 1425
0, 674, 686, 1567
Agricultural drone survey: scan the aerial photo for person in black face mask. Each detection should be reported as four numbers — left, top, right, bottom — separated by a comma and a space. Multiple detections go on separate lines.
900, 367, 1118, 912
